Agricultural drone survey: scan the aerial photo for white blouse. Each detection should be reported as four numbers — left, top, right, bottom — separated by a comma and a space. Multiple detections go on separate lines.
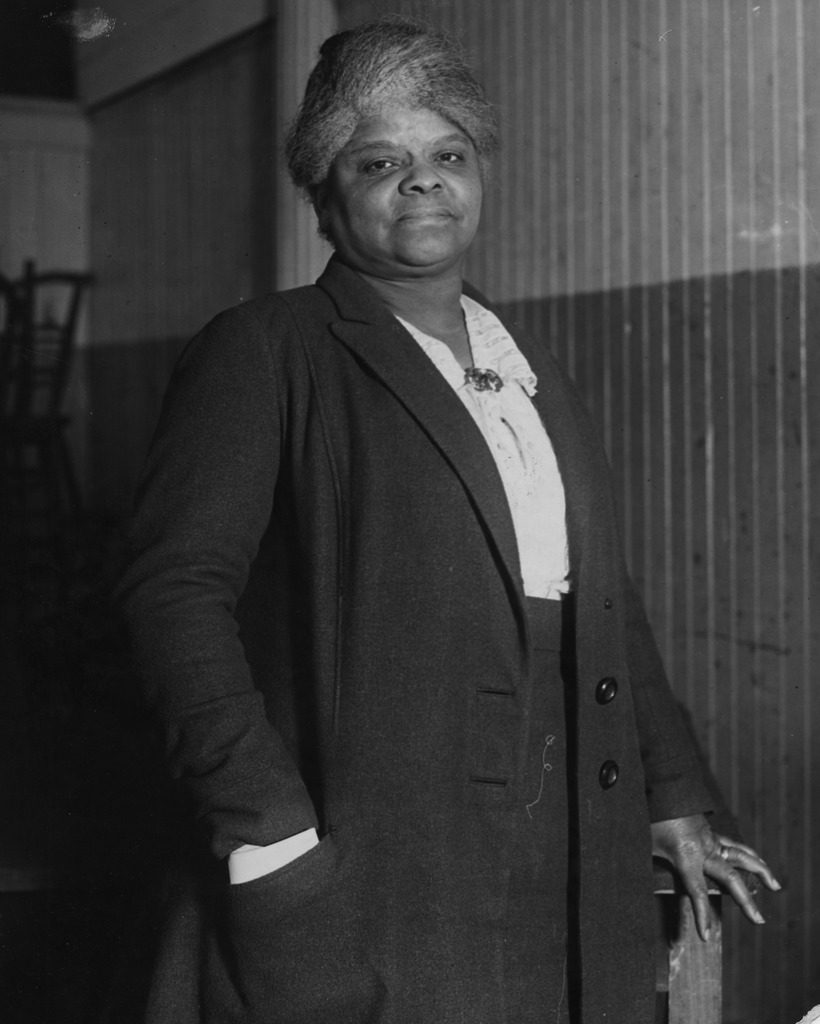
397, 295, 570, 600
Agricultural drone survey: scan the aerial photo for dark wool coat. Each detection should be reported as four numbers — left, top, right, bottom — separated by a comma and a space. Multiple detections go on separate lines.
118, 257, 712, 1024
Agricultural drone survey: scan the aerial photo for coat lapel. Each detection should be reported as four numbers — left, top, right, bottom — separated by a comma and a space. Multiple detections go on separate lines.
316, 259, 524, 609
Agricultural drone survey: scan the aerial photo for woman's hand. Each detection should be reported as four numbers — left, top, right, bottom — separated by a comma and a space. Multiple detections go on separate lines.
650, 813, 781, 940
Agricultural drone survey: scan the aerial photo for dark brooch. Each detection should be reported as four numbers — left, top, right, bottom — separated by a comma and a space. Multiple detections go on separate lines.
464, 367, 504, 392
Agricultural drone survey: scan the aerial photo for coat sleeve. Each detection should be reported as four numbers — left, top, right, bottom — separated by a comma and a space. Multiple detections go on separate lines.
116, 304, 318, 860
621, 571, 715, 824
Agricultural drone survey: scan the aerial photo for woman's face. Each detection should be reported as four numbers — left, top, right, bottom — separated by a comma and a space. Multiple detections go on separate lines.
314, 106, 483, 281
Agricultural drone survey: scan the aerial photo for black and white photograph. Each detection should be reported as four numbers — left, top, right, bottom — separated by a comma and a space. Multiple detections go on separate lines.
0, 3, 816, 1023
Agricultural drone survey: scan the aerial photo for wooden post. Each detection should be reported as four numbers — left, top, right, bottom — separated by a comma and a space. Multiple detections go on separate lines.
655, 867, 723, 1024
666, 894, 722, 1024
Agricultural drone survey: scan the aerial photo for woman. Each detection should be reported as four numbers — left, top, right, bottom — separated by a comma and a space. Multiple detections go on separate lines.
118, 19, 779, 1024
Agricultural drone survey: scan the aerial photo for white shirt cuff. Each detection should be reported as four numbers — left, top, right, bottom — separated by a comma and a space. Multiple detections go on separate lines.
228, 828, 319, 884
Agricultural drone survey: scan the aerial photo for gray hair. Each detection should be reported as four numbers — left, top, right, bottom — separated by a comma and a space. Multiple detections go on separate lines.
285, 19, 499, 194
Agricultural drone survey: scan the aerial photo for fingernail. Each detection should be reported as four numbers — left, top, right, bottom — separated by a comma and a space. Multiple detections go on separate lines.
703, 926, 711, 942
754, 910, 766, 925
772, 879, 782, 891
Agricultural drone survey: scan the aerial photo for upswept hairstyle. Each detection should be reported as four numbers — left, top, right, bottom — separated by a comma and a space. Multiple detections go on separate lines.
284, 18, 499, 195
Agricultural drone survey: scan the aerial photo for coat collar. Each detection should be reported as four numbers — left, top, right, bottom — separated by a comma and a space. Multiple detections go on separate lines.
315, 257, 525, 613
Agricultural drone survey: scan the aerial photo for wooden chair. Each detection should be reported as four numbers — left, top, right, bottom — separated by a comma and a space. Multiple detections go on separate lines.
0, 270, 25, 415
0, 261, 93, 622
0, 271, 27, 585
1, 261, 93, 517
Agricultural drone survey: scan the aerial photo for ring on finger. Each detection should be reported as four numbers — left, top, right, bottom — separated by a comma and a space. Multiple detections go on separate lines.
718, 845, 732, 861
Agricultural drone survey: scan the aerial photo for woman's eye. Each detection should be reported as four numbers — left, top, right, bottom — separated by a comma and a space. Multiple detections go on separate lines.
438, 151, 465, 164
363, 158, 396, 173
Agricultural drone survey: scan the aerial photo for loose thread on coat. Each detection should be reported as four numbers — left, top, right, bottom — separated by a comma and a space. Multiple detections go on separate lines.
525, 733, 556, 819
553, 952, 569, 1023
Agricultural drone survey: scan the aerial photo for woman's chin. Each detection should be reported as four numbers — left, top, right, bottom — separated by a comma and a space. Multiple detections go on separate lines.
388, 243, 471, 276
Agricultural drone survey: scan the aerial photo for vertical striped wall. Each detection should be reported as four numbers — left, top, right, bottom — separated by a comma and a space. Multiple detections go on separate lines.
336, 4, 818, 1022
338, 0, 820, 296
0, 97, 90, 281
86, 24, 275, 510
508, 271, 819, 1024
90, 23, 275, 346
272, 0, 337, 290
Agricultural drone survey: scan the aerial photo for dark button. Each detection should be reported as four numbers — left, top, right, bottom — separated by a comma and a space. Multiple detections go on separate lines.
595, 676, 618, 705
599, 760, 619, 789
603, 598, 613, 610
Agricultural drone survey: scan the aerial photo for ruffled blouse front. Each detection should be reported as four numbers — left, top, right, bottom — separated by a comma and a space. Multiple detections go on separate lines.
397, 295, 570, 600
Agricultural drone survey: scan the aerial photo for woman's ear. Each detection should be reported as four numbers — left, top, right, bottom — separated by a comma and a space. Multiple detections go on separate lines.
310, 182, 334, 244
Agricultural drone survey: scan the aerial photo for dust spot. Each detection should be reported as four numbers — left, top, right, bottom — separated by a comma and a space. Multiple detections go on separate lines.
47, 7, 117, 42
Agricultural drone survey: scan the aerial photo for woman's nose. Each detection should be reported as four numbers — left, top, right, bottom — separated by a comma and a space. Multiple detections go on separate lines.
398, 161, 444, 194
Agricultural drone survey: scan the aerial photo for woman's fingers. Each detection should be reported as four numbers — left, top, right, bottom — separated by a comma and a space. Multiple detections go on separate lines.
713, 834, 759, 859
669, 857, 717, 941
703, 838, 782, 927
712, 834, 783, 892
650, 817, 782, 941
685, 875, 715, 941
704, 853, 765, 925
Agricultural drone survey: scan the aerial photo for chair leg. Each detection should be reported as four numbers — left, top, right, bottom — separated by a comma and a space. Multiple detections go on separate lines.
58, 429, 82, 512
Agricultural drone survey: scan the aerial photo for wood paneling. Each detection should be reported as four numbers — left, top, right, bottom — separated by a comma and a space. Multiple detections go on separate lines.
338, 3, 819, 1021
272, 0, 336, 290
86, 24, 274, 510
89, 23, 274, 345
505, 262, 819, 1024
0, 98, 90, 281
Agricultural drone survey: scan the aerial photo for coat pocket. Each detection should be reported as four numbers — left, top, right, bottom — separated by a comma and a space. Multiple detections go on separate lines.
212, 836, 386, 1024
